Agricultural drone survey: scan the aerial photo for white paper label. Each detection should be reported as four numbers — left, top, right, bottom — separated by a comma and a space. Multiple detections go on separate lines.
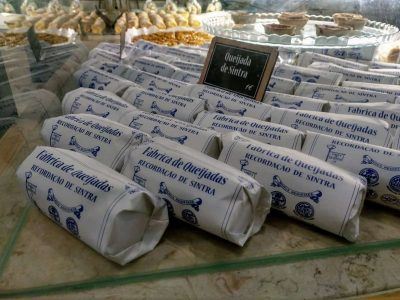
172, 60, 203, 74
62, 87, 137, 122
297, 52, 369, 70
302, 131, 400, 211
121, 137, 270, 246
295, 82, 397, 103
219, 132, 365, 241
16, 146, 168, 265
318, 46, 377, 61
130, 57, 178, 78
41, 114, 151, 170
263, 91, 328, 111
266, 76, 297, 94
271, 107, 392, 147
193, 111, 304, 150
342, 81, 400, 97
118, 110, 221, 158
81, 59, 134, 78
369, 61, 400, 70
88, 48, 122, 63
121, 86, 205, 123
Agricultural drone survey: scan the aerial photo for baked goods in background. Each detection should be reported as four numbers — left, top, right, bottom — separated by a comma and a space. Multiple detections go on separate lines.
186, 0, 202, 14
264, 23, 296, 35
0, 32, 68, 47
315, 24, 352, 36
333, 13, 368, 30
206, 0, 222, 13
230, 11, 257, 25
131, 30, 212, 46
277, 12, 309, 33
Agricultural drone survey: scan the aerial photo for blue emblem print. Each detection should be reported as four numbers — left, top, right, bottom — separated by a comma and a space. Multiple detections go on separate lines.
70, 97, 81, 113
150, 101, 178, 117
49, 125, 62, 147
87, 76, 111, 90
151, 126, 188, 145
129, 116, 142, 129
388, 175, 400, 195
163, 199, 175, 217
271, 191, 286, 209
270, 97, 303, 109
271, 175, 322, 203
366, 189, 378, 200
359, 168, 379, 187
141, 67, 160, 75
66, 217, 79, 236
124, 184, 139, 195
47, 188, 84, 219
48, 205, 60, 223
99, 63, 118, 73
132, 166, 147, 187
290, 124, 299, 129
25, 171, 37, 202
86, 105, 110, 118
381, 194, 400, 206
148, 80, 173, 94
215, 101, 247, 116
182, 209, 198, 225
267, 81, 276, 91
325, 144, 346, 163
69, 136, 101, 157
240, 159, 257, 178
362, 155, 400, 172
311, 91, 323, 99
294, 202, 315, 220
159, 182, 202, 211
132, 93, 145, 107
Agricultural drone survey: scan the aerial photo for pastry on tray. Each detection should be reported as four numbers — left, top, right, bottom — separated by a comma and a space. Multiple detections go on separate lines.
333, 13, 367, 30
230, 11, 257, 24
264, 23, 295, 35
277, 12, 309, 32
315, 24, 352, 37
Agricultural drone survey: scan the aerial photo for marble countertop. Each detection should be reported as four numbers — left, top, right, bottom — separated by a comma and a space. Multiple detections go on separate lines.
1, 116, 400, 299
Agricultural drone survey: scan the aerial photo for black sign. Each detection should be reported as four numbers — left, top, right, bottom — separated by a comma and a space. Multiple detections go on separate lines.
199, 37, 278, 101
27, 26, 41, 62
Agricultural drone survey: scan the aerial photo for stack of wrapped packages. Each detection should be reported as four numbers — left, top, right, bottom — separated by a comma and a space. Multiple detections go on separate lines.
16, 38, 400, 266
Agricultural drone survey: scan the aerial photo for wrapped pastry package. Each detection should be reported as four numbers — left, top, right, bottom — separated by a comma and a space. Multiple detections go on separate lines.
370, 61, 400, 70
73, 66, 137, 96
193, 111, 304, 150
329, 102, 400, 132
16, 146, 169, 265
127, 68, 188, 94
267, 76, 298, 94
342, 81, 400, 98
88, 49, 123, 63
317, 45, 377, 61
179, 84, 272, 121
219, 132, 366, 241
308, 62, 399, 85
130, 57, 179, 78
297, 52, 369, 70
273, 64, 343, 85
263, 91, 329, 111
121, 86, 205, 122
62, 87, 137, 122
121, 137, 271, 246
81, 60, 134, 78
302, 131, 400, 211
270, 107, 392, 147
171, 60, 203, 74
295, 82, 398, 103
93, 42, 135, 58
41, 114, 151, 170
119, 110, 221, 158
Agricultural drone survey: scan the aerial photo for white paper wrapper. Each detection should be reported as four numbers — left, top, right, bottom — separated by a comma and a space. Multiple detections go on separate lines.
121, 86, 205, 123
194, 111, 304, 150
125, 48, 178, 65
73, 66, 137, 96
308, 62, 399, 85
119, 110, 221, 158
131, 40, 206, 64
368, 68, 400, 77
129, 56, 179, 78
342, 81, 400, 98
62, 87, 137, 122
263, 91, 329, 111
295, 82, 397, 103
266, 76, 297, 94
317, 46, 377, 61
93, 42, 136, 59
0, 89, 60, 118
127, 68, 188, 95
16, 146, 169, 265
88, 48, 122, 63
179, 84, 272, 121
121, 137, 270, 246
273, 64, 343, 85
171, 70, 200, 84
369, 61, 400, 70
297, 52, 369, 70
270, 107, 392, 147
219, 132, 366, 241
171, 60, 203, 74
41, 114, 151, 170
302, 131, 400, 211
81, 60, 135, 79
329, 102, 400, 133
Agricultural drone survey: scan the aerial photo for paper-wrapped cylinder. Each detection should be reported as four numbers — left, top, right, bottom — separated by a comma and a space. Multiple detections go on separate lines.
16, 146, 169, 265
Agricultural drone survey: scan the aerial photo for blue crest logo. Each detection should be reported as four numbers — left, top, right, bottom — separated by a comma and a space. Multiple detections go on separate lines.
271, 175, 322, 203
86, 105, 110, 118
240, 159, 257, 178
182, 209, 198, 225
215, 101, 247, 116
270, 96, 303, 109
47, 188, 84, 219
271, 191, 286, 209
325, 144, 345, 163
48, 205, 60, 223
66, 217, 79, 236
388, 175, 400, 195
294, 202, 314, 220
69, 136, 101, 157
129, 116, 142, 129
25, 171, 37, 202
150, 101, 178, 117
151, 126, 188, 144
159, 182, 202, 211
148, 80, 173, 94
132, 166, 147, 187
49, 125, 62, 147
359, 168, 379, 186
